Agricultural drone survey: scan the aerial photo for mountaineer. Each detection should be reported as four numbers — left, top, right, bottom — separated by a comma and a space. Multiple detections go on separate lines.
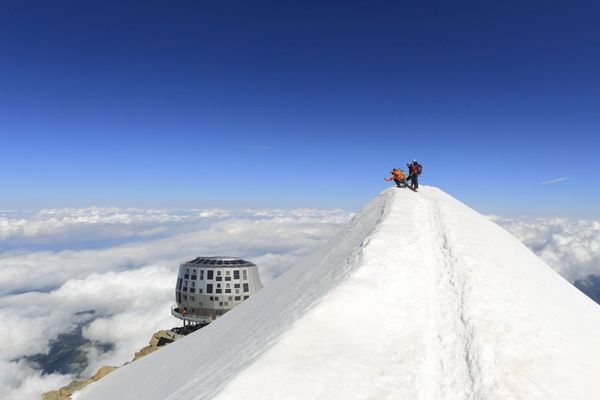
384, 168, 407, 188
406, 160, 423, 191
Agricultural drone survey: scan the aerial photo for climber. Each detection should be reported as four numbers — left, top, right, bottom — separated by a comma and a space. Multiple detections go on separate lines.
406, 160, 423, 191
384, 168, 407, 188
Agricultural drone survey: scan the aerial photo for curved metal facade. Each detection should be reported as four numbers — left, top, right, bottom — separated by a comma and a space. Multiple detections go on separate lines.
173, 256, 263, 323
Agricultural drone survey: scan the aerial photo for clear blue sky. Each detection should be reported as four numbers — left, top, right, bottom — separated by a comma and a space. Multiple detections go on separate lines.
1, 1, 599, 216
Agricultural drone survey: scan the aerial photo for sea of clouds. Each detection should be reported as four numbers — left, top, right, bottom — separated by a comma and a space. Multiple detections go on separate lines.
0, 207, 352, 400
1, 207, 600, 400
490, 216, 600, 283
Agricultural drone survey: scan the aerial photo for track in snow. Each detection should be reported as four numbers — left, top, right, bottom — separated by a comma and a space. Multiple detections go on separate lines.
425, 194, 482, 399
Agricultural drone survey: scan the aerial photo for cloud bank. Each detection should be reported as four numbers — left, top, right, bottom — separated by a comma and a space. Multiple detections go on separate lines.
491, 216, 600, 282
0, 207, 352, 400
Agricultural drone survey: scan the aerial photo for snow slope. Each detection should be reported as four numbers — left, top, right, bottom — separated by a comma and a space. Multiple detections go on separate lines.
76, 187, 600, 400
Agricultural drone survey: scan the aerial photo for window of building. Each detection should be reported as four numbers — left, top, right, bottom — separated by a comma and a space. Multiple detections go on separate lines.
235, 289, 240, 294
215, 296, 219, 301
225, 271, 230, 276
216, 289, 222, 294
243, 296, 249, 300
207, 270, 213, 280
183, 295, 188, 301
228, 296, 233, 301
184, 274, 189, 280
206, 284, 213, 294
178, 278, 183, 290
242, 270, 248, 280
191, 281, 195, 287
226, 283, 230, 288
216, 270, 221, 276
243, 283, 249, 292
198, 289, 203, 294
225, 276, 231, 281
216, 276, 222, 281
234, 283, 240, 288
183, 287, 188, 292
234, 296, 241, 301
189, 288, 195, 293
191, 308, 195, 313
225, 289, 231, 294
233, 270, 240, 279
186, 268, 189, 274
219, 302, 224, 306
224, 302, 229, 306
209, 296, 213, 301
190, 296, 195, 302
177, 293, 182, 303
217, 283, 221, 288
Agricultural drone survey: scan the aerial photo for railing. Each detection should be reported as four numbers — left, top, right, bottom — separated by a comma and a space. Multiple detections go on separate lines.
171, 304, 211, 324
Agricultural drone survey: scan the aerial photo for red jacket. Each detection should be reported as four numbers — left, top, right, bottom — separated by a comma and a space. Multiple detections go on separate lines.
409, 164, 422, 175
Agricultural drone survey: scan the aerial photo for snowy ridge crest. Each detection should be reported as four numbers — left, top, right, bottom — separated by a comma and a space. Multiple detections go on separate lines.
77, 187, 600, 400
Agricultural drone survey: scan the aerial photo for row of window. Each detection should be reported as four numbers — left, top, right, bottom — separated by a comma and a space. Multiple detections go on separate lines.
178, 293, 250, 304
183, 268, 248, 281
179, 282, 250, 294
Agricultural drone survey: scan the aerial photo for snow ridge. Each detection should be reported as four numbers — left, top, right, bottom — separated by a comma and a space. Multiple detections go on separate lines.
77, 187, 600, 400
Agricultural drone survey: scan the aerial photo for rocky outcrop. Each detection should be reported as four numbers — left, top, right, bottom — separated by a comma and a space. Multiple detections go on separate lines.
42, 366, 117, 400
132, 329, 179, 361
42, 329, 182, 399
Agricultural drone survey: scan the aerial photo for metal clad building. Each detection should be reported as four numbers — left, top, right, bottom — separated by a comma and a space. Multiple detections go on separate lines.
172, 256, 263, 324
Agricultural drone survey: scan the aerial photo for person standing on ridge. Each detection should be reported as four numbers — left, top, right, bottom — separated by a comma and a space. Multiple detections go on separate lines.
385, 168, 407, 188
407, 160, 423, 191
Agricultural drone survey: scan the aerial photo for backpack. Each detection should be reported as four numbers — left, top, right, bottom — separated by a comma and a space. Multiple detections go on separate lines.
393, 169, 406, 180
415, 163, 423, 174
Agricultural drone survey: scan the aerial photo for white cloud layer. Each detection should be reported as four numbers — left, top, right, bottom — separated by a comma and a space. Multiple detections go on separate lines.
0, 360, 71, 400
0, 207, 350, 252
490, 216, 600, 282
0, 207, 353, 400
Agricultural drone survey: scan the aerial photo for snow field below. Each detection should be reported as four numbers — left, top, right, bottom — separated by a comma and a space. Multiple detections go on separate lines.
77, 186, 600, 400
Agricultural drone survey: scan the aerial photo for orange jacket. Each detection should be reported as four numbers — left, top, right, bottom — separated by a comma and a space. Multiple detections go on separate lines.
386, 169, 406, 181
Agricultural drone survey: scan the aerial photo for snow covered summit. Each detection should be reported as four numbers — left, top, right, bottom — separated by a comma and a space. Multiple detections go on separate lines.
77, 187, 600, 400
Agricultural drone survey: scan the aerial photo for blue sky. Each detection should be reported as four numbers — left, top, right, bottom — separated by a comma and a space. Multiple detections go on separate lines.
1, 1, 599, 216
